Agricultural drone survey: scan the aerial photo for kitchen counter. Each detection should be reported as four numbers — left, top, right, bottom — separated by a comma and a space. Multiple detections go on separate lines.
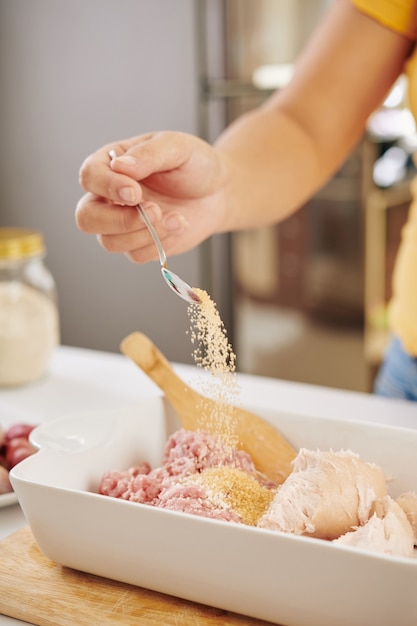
1, 344, 416, 625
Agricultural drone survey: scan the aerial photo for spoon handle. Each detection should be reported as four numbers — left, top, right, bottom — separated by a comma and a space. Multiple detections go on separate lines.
136, 203, 167, 268
108, 149, 167, 268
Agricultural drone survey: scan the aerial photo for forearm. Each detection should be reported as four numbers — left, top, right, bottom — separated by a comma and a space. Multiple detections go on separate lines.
214, 0, 412, 233
214, 102, 335, 232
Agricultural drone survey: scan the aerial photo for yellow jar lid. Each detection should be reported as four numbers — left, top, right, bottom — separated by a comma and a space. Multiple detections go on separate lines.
0, 228, 45, 259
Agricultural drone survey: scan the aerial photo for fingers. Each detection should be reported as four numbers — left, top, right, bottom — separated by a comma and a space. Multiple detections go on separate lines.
76, 131, 221, 264
98, 231, 159, 262
79, 147, 142, 206
75, 193, 139, 234
78, 132, 209, 207
76, 193, 162, 234
76, 191, 190, 263
97, 209, 190, 262
78, 134, 175, 202
108, 132, 191, 180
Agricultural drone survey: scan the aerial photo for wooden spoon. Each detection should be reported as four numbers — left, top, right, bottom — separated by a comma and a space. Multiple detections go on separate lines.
120, 332, 297, 483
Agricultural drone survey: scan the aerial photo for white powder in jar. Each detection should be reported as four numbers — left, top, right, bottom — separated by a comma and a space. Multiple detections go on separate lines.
0, 282, 59, 386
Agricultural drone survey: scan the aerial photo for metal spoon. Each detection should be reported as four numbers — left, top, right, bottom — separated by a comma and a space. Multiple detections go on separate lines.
109, 150, 201, 304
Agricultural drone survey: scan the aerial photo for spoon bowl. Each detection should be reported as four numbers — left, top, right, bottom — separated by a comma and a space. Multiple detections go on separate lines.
161, 267, 202, 303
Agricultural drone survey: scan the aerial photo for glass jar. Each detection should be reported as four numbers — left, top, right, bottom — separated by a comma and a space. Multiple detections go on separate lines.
0, 228, 60, 386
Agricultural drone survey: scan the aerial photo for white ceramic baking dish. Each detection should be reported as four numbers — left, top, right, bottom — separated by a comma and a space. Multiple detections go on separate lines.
10, 396, 417, 626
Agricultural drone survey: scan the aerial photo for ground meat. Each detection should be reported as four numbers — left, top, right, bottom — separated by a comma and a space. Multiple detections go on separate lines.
98, 429, 275, 521
161, 429, 257, 475
157, 481, 243, 522
99, 462, 152, 500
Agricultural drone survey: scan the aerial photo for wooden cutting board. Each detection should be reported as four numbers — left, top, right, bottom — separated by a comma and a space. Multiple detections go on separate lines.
0, 527, 276, 626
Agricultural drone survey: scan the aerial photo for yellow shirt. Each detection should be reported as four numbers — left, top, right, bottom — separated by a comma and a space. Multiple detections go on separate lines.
354, 0, 417, 355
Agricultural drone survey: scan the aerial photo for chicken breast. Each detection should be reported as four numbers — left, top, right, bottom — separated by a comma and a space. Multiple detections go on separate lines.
257, 448, 387, 540
396, 491, 417, 544
333, 496, 415, 558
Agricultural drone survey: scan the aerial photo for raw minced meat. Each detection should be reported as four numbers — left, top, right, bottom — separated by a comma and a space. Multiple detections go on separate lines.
98, 429, 275, 522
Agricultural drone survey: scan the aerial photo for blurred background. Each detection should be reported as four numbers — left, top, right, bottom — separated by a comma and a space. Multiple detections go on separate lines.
1, 0, 415, 392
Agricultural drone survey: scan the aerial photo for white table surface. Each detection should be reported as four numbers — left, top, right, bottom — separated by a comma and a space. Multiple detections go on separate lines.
1, 344, 416, 625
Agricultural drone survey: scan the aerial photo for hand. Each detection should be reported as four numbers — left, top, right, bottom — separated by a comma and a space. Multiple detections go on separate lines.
76, 131, 227, 263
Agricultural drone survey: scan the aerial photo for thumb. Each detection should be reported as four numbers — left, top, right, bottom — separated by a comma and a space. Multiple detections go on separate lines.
109, 131, 197, 181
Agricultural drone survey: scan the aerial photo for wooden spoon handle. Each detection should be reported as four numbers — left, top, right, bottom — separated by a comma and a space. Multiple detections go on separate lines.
121, 332, 297, 483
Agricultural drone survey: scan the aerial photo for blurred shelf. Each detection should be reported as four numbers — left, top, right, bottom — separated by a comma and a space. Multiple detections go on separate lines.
363, 140, 413, 371
364, 328, 390, 366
